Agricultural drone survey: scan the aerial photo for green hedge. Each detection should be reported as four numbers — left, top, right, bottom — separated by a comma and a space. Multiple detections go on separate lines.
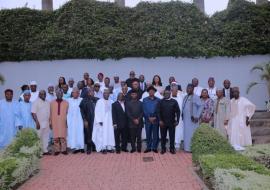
0, 0, 269, 61
199, 153, 270, 179
191, 124, 235, 163
0, 128, 42, 190
213, 168, 270, 190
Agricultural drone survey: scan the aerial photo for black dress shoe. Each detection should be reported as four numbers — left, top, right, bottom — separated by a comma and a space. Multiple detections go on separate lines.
161, 149, 166, 154
137, 149, 141, 153
54, 152, 60, 156
102, 150, 107, 154
73, 150, 80, 154
80, 149, 85, 153
107, 149, 115, 153
130, 149, 136, 153
152, 149, 158, 153
144, 149, 151, 153
43, 152, 51, 156
170, 149, 176, 154
116, 150, 120, 154
122, 149, 128, 152
62, 151, 68, 155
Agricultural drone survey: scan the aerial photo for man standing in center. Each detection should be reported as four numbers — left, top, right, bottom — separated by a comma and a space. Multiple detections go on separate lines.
126, 90, 144, 153
50, 89, 69, 155
92, 89, 115, 154
158, 90, 180, 154
143, 86, 160, 153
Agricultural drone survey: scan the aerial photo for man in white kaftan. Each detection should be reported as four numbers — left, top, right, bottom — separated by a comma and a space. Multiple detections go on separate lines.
171, 86, 185, 149
92, 89, 115, 153
228, 87, 256, 148
67, 88, 84, 151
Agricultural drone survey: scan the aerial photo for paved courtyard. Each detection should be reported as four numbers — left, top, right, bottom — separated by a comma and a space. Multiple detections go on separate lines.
18, 151, 204, 190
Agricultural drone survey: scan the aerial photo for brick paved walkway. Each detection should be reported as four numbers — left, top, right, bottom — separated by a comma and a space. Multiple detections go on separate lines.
19, 152, 204, 190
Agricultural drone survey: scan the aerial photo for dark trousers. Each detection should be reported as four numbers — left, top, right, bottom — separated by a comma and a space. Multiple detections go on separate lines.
160, 125, 175, 151
84, 125, 96, 152
114, 127, 128, 151
145, 123, 159, 150
129, 127, 142, 151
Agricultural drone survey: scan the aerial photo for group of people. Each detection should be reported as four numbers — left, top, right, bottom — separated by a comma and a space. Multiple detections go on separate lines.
0, 71, 256, 155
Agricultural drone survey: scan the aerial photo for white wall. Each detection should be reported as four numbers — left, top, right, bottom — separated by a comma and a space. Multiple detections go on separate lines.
0, 55, 269, 109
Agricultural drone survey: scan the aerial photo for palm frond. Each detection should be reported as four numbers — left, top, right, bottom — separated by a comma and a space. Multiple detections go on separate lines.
250, 65, 264, 73
261, 72, 270, 81
246, 82, 259, 94
0, 74, 4, 84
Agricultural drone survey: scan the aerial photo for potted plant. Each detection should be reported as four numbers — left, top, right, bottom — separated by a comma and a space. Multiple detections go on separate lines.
247, 61, 270, 112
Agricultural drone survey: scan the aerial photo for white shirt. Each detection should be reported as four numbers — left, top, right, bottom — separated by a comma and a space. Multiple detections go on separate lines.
207, 87, 217, 100
68, 87, 73, 95
30, 91, 39, 102
118, 101, 125, 111
194, 86, 203, 96
46, 93, 55, 102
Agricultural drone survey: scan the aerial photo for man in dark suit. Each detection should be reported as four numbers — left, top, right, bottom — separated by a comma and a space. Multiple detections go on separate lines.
79, 88, 99, 154
158, 90, 180, 154
223, 79, 233, 99
126, 90, 144, 153
127, 80, 143, 101
112, 92, 129, 154
126, 71, 140, 88
81, 72, 94, 87
139, 74, 147, 92
165, 76, 182, 91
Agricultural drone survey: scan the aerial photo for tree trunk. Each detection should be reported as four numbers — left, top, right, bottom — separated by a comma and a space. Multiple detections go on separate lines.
42, 0, 53, 11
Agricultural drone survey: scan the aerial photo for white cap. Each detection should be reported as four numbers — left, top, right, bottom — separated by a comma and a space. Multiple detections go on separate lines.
30, 81, 37, 85
48, 83, 54, 87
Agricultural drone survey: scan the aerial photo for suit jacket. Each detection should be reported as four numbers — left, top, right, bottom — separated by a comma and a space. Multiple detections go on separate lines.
126, 100, 144, 128
112, 101, 128, 129
223, 88, 233, 99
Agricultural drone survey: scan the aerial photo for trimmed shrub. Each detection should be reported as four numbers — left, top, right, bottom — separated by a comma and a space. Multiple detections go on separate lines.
191, 124, 235, 163
242, 144, 270, 169
0, 128, 42, 190
198, 153, 270, 180
213, 168, 270, 190
242, 144, 270, 158
0, 0, 269, 61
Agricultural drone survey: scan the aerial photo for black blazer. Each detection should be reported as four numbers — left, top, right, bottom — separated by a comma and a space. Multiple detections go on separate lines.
112, 101, 128, 129
223, 88, 234, 99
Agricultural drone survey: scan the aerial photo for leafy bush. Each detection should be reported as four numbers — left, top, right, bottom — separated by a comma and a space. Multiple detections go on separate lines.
0, 0, 269, 61
191, 124, 235, 163
242, 144, 270, 158
213, 168, 270, 190
0, 128, 42, 190
198, 153, 270, 179
4, 128, 40, 156
242, 144, 270, 169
